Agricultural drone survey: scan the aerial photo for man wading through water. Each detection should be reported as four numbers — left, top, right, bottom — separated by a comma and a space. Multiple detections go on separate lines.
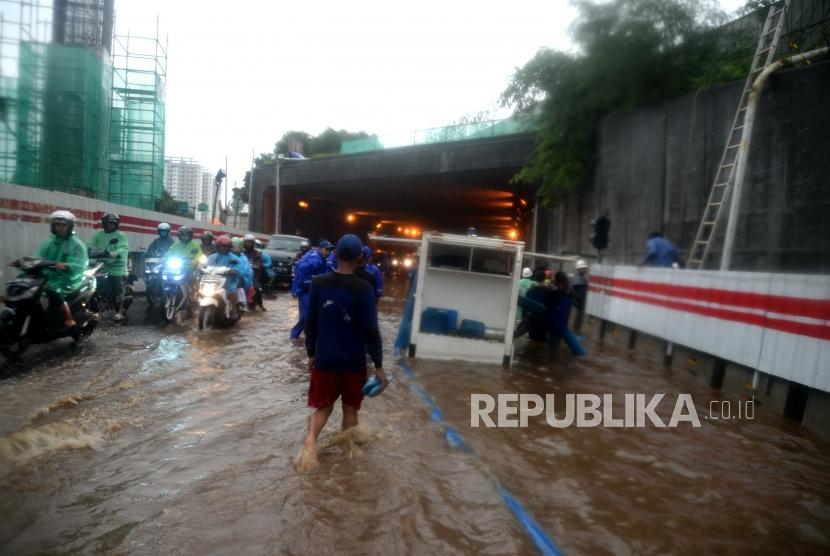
296, 234, 387, 468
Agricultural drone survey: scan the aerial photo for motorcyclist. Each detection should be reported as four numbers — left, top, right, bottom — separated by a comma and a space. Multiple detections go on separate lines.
256, 239, 275, 290
87, 212, 129, 321
361, 245, 384, 299
205, 235, 242, 320
164, 226, 202, 304
15, 211, 89, 332
231, 237, 253, 310
146, 222, 174, 258
242, 234, 265, 310
290, 239, 332, 339
165, 226, 202, 272
200, 231, 217, 256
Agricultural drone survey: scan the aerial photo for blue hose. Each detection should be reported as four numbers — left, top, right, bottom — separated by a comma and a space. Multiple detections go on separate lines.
397, 359, 564, 555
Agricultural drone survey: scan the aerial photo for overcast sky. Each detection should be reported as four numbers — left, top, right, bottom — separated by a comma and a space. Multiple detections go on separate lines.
114, 0, 746, 201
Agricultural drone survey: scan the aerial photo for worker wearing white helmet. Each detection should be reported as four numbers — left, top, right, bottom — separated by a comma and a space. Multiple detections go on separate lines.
519, 267, 533, 297
571, 259, 590, 331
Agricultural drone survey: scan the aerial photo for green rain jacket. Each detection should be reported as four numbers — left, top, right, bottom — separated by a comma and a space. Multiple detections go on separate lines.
87, 230, 129, 276
35, 233, 89, 297
165, 240, 203, 271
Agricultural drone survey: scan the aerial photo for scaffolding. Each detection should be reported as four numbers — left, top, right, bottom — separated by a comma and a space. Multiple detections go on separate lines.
109, 32, 166, 210
0, 1, 166, 210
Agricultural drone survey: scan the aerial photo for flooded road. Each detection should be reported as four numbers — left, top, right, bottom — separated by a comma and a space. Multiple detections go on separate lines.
1, 278, 829, 555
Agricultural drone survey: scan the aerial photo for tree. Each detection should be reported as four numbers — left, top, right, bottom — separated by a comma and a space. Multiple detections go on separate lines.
502, 0, 755, 206
155, 189, 181, 216
274, 128, 372, 158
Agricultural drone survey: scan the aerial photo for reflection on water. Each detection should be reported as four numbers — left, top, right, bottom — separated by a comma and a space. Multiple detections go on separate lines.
0, 278, 829, 554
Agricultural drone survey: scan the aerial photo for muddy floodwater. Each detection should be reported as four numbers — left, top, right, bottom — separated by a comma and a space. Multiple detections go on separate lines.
1, 278, 829, 555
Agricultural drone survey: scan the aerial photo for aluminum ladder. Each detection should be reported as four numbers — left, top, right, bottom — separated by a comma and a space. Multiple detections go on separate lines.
687, 0, 788, 269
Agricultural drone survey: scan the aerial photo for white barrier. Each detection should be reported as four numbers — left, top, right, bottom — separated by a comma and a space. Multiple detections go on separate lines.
587, 265, 830, 393
0, 182, 269, 292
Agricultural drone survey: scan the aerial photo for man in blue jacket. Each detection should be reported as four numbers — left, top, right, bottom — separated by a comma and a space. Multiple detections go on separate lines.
361, 246, 384, 299
290, 239, 332, 339
299, 234, 386, 465
641, 231, 679, 268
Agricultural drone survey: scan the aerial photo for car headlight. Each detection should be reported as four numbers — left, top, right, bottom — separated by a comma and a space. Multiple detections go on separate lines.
403, 258, 413, 268
167, 258, 183, 271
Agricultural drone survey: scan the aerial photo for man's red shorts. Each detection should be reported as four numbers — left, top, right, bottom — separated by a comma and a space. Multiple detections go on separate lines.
308, 367, 368, 410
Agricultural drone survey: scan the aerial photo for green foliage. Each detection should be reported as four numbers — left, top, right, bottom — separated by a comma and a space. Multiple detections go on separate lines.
502, 0, 756, 206
274, 128, 372, 158
155, 189, 182, 216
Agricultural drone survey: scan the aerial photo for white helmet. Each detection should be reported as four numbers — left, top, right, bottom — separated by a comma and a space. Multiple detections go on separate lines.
157, 222, 171, 234
576, 259, 589, 270
50, 210, 76, 234
244, 233, 256, 242
521, 267, 532, 278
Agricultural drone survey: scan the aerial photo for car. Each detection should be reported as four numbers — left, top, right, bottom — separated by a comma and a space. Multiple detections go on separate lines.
263, 234, 308, 287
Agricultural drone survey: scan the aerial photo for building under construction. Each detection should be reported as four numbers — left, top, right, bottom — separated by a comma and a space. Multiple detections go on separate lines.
0, 0, 166, 210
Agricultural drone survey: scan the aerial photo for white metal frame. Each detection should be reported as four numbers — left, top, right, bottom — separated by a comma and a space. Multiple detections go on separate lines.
408, 232, 524, 366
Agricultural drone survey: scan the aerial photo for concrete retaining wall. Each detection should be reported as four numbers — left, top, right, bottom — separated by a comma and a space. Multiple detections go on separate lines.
538, 60, 830, 273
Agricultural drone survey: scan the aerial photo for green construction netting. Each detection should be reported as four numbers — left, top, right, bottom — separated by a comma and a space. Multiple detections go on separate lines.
340, 116, 538, 155
109, 64, 165, 210
0, 41, 165, 210
11, 42, 112, 196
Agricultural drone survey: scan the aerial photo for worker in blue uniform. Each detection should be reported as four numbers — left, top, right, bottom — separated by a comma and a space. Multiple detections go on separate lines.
290, 239, 333, 339
361, 246, 384, 299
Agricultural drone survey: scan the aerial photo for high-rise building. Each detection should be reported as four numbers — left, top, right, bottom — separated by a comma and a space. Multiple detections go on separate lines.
164, 157, 204, 217
201, 171, 214, 221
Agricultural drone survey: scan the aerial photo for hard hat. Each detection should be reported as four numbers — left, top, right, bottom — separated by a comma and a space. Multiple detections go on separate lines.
521, 267, 532, 278
576, 259, 589, 270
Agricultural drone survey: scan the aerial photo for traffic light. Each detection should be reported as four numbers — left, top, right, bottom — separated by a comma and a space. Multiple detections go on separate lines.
591, 215, 610, 250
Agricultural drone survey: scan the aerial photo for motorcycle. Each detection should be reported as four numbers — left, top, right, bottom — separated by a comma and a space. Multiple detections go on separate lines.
0, 257, 101, 358
197, 266, 242, 329
88, 242, 134, 321
161, 257, 195, 323
143, 256, 165, 306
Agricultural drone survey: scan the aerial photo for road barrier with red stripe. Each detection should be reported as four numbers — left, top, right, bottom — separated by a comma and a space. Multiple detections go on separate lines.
586, 265, 830, 393
0, 182, 270, 292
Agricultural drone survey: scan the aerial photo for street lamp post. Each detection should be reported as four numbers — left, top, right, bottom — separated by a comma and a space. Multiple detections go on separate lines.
211, 168, 226, 223
274, 154, 284, 234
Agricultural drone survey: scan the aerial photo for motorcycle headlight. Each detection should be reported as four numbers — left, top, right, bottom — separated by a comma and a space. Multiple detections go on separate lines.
166, 258, 183, 271
199, 255, 208, 265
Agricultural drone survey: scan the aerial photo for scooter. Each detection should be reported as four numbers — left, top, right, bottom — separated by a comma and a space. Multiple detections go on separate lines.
161, 257, 192, 323
143, 256, 165, 306
197, 266, 241, 329
0, 257, 102, 358
88, 243, 134, 321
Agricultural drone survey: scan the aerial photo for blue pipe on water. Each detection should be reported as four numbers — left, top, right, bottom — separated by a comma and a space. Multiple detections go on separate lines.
397, 359, 564, 555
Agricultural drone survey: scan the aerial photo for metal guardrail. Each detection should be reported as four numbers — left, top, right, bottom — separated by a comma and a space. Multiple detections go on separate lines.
340, 117, 538, 155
